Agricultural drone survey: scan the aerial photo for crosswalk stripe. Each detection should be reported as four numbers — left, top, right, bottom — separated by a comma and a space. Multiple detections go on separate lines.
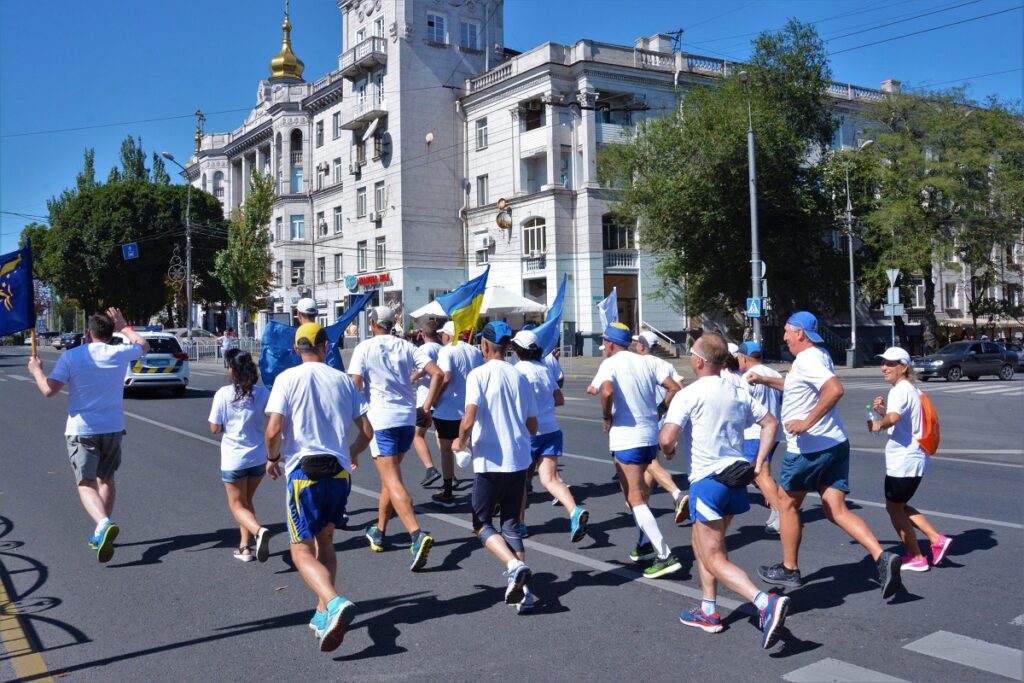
782, 658, 907, 682
8, 375, 31, 382
904, 630, 1024, 679
973, 387, 1022, 395
0, 376, 6, 381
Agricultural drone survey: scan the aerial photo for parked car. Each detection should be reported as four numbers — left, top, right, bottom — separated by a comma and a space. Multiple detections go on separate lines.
112, 331, 190, 397
23, 331, 59, 345
166, 327, 220, 354
1000, 342, 1024, 370
913, 340, 1016, 382
57, 332, 84, 350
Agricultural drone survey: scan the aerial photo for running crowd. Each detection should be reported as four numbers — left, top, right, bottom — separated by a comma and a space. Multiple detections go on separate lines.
27, 306, 952, 654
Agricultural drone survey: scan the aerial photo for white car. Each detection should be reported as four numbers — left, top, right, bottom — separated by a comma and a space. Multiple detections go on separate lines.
112, 331, 190, 397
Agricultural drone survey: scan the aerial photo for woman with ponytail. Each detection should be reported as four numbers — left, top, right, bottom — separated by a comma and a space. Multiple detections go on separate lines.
208, 348, 273, 563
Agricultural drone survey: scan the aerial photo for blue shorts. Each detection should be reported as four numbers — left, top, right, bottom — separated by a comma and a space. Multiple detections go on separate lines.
689, 475, 751, 522
743, 439, 779, 464
286, 468, 351, 543
531, 430, 563, 460
221, 463, 265, 483
373, 425, 415, 457
612, 445, 658, 466
779, 440, 850, 494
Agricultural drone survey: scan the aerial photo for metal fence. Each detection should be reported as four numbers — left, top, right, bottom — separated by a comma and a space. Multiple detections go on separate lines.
181, 338, 262, 361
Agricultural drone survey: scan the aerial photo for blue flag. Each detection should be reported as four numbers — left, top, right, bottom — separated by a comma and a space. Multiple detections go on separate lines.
259, 292, 373, 388
0, 241, 36, 337
597, 287, 618, 331
437, 265, 489, 344
533, 273, 567, 357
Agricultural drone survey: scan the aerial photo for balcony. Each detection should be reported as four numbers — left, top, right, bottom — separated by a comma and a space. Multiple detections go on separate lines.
339, 36, 387, 80
596, 122, 631, 145
524, 256, 547, 273
604, 249, 638, 271
341, 97, 388, 130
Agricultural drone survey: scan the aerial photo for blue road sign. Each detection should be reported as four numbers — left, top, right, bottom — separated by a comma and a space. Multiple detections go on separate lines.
746, 297, 762, 318
122, 242, 139, 260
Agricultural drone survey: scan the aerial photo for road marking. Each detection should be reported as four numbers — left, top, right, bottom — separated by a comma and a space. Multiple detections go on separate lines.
973, 387, 1022, 395
1011, 613, 1024, 626
782, 658, 907, 682
124, 412, 221, 446
0, 560, 55, 683
7, 375, 31, 382
0, 376, 7, 381
943, 385, 993, 394
848, 447, 1023, 468
904, 630, 1024, 679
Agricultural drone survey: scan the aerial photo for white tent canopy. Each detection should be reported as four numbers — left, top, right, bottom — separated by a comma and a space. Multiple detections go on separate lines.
409, 285, 548, 319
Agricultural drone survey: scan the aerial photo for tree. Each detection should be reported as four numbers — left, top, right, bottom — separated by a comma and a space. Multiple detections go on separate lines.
151, 152, 171, 185
213, 171, 274, 336
599, 20, 844, 321
119, 135, 149, 182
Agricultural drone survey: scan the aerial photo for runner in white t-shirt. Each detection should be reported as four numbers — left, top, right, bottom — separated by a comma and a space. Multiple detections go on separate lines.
27, 308, 149, 564
869, 347, 951, 573
746, 311, 901, 600
453, 322, 539, 613
208, 349, 272, 564
590, 323, 683, 579
410, 320, 442, 488
348, 306, 442, 571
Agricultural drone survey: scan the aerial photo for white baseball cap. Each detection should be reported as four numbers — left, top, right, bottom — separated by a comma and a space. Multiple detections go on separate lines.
632, 331, 659, 348
727, 342, 740, 357
876, 347, 911, 365
440, 321, 456, 338
296, 297, 318, 315
512, 329, 538, 349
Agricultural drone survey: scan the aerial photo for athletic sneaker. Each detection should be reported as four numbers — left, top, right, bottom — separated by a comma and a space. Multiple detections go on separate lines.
255, 527, 271, 563
679, 606, 723, 633
318, 596, 356, 652
764, 509, 780, 535
365, 524, 385, 552
92, 520, 119, 564
504, 561, 532, 604
901, 554, 929, 572
431, 491, 457, 508
758, 593, 790, 649
409, 531, 434, 571
878, 551, 902, 599
757, 563, 803, 588
674, 494, 690, 524
629, 543, 657, 563
420, 466, 441, 487
516, 591, 537, 615
643, 554, 682, 578
569, 507, 589, 543
930, 535, 952, 566
518, 522, 529, 539
233, 546, 255, 562
309, 609, 326, 634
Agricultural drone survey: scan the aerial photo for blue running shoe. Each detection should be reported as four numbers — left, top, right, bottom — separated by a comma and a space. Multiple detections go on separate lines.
679, 606, 723, 633
365, 524, 385, 552
759, 593, 791, 649
518, 522, 529, 539
94, 521, 119, 564
318, 596, 356, 652
309, 609, 326, 635
569, 507, 589, 543
409, 531, 434, 571
504, 561, 532, 604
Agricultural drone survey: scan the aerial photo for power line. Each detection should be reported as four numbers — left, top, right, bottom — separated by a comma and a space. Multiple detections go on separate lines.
825, 0, 984, 42
909, 67, 1024, 90
684, 1, 757, 31
0, 107, 252, 139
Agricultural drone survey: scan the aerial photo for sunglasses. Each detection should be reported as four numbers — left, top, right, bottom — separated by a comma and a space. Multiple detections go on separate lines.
691, 348, 708, 362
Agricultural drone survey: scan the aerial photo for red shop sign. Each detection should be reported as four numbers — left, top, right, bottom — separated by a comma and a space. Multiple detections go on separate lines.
357, 272, 392, 286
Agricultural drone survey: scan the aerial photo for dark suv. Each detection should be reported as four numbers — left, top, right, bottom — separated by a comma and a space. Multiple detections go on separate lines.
913, 341, 1016, 382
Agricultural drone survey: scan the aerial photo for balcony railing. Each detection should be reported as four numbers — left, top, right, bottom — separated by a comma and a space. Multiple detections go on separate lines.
341, 97, 388, 130
339, 36, 387, 80
604, 249, 638, 269
596, 122, 631, 145
290, 151, 303, 165
524, 256, 547, 273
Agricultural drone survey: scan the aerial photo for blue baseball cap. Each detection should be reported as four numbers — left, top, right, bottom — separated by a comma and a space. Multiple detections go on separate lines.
602, 322, 633, 348
476, 321, 513, 344
737, 341, 761, 356
786, 311, 824, 343
521, 323, 537, 331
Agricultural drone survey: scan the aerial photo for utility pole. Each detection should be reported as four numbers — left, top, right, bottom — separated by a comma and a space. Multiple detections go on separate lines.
739, 71, 762, 345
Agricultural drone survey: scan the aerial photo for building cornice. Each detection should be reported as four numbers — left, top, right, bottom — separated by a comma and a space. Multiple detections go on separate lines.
221, 120, 274, 158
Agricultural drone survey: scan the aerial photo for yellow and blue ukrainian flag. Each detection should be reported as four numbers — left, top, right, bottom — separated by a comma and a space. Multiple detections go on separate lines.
437, 265, 489, 343
0, 240, 36, 337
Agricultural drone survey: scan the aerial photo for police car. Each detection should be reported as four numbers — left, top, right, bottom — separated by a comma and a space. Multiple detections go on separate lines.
112, 328, 190, 397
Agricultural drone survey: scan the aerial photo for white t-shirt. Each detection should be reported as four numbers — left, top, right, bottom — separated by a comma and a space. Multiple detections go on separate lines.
464, 360, 538, 473
664, 375, 767, 483
433, 342, 484, 421
514, 360, 559, 436
208, 385, 270, 471
590, 350, 669, 451
543, 353, 564, 385
414, 341, 442, 407
49, 342, 145, 435
643, 354, 682, 404
884, 380, 928, 477
781, 346, 848, 454
265, 362, 368, 476
348, 334, 427, 430
743, 364, 782, 442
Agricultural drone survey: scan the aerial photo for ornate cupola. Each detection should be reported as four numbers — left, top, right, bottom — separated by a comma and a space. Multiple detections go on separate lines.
269, 2, 305, 83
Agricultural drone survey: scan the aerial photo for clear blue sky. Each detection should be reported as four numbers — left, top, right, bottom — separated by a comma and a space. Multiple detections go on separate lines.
2, 0, 1021, 253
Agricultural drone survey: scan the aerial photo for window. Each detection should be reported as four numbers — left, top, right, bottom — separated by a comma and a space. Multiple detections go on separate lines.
602, 214, 635, 250
333, 206, 343, 234
375, 236, 387, 270
522, 218, 546, 256
315, 121, 324, 148
291, 166, 303, 193
213, 171, 225, 198
290, 260, 306, 286
316, 211, 326, 237
374, 181, 386, 213
355, 139, 366, 164
912, 278, 926, 308
475, 117, 488, 150
290, 215, 305, 240
460, 21, 479, 50
332, 112, 341, 140
334, 254, 343, 280
476, 174, 489, 207
275, 260, 283, 286
560, 145, 572, 189
356, 27, 366, 43
426, 13, 446, 44
374, 16, 385, 38
317, 257, 326, 284
945, 283, 958, 309
275, 217, 283, 242
372, 131, 383, 159
523, 102, 544, 131
356, 187, 367, 217
475, 248, 489, 265
357, 241, 368, 272
316, 166, 324, 191
333, 157, 343, 184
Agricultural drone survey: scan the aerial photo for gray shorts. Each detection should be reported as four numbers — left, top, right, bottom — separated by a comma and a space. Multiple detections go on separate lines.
66, 432, 123, 483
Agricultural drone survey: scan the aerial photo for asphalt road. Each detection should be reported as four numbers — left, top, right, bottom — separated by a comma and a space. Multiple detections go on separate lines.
1, 347, 1022, 682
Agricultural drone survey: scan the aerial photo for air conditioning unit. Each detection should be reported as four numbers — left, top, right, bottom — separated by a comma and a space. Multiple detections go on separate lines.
481, 236, 492, 248
349, 163, 359, 175
368, 211, 378, 222
529, 249, 541, 259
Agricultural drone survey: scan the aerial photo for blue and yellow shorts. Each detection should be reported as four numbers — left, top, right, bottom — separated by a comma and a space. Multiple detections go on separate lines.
286, 467, 351, 543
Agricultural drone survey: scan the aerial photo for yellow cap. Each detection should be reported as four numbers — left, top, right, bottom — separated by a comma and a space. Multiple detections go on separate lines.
295, 322, 326, 348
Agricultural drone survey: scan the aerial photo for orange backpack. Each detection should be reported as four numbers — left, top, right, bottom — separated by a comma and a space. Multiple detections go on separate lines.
917, 390, 941, 456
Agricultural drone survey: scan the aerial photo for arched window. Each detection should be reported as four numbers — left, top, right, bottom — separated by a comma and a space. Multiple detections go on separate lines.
602, 213, 634, 251
212, 171, 225, 198
201, 173, 207, 192
522, 217, 546, 256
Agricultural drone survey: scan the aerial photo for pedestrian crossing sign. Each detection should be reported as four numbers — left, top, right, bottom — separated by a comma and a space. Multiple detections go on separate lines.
746, 297, 762, 318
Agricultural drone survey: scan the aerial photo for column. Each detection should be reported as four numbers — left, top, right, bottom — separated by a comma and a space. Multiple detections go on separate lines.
281, 132, 292, 195
509, 106, 521, 194
542, 93, 558, 191
577, 88, 597, 188
241, 154, 252, 202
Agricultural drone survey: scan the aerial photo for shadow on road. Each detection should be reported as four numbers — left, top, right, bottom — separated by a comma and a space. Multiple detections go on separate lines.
107, 523, 288, 568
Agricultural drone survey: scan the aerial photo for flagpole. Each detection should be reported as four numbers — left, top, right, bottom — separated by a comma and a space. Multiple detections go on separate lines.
31, 329, 37, 358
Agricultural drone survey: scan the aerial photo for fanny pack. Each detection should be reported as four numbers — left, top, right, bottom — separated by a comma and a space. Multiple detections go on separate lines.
713, 460, 755, 489
299, 455, 342, 481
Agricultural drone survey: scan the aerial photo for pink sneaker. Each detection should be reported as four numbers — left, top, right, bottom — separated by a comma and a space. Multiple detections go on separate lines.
901, 554, 929, 572
930, 535, 952, 566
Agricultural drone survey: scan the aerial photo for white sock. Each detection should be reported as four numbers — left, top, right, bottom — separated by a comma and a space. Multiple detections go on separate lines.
635, 525, 650, 546
753, 591, 770, 611
523, 583, 533, 596
506, 558, 520, 571
94, 518, 111, 536
631, 504, 669, 559
702, 598, 717, 615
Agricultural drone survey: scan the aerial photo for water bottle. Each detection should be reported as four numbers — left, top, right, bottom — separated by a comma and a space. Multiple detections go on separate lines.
866, 404, 878, 435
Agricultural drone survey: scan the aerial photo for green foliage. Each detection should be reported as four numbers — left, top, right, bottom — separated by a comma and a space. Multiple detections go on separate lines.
151, 152, 171, 185
119, 136, 149, 182
213, 171, 274, 322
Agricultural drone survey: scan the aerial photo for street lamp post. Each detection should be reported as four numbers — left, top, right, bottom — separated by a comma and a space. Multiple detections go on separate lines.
842, 139, 874, 368
739, 71, 763, 345
162, 152, 193, 346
